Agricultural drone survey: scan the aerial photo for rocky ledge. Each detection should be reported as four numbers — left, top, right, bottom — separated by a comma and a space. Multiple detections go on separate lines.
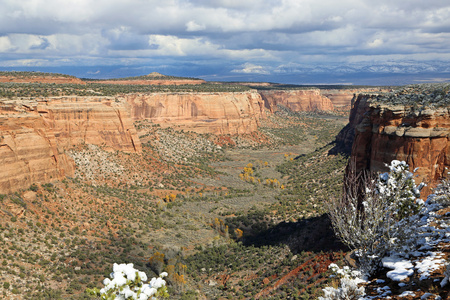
339, 83, 450, 196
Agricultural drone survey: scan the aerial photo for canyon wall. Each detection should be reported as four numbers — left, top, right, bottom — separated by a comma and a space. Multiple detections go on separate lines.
321, 88, 390, 112
259, 90, 334, 113
0, 113, 75, 193
0, 97, 141, 193
341, 94, 450, 195
36, 97, 141, 153
125, 92, 266, 134
0, 91, 266, 192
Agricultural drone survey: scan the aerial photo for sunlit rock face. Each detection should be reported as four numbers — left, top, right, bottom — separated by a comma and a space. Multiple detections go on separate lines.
259, 90, 334, 113
125, 92, 266, 134
0, 97, 141, 193
342, 85, 450, 196
0, 90, 267, 192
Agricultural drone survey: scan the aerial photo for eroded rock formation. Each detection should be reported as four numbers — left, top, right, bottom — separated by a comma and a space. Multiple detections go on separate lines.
36, 97, 141, 153
340, 86, 450, 195
259, 90, 334, 113
0, 97, 141, 193
0, 90, 267, 192
126, 92, 265, 134
0, 113, 75, 193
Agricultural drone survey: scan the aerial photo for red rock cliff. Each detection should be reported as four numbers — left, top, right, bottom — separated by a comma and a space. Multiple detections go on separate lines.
0, 113, 75, 193
36, 97, 141, 153
125, 92, 265, 134
259, 90, 334, 113
0, 97, 141, 193
346, 93, 450, 195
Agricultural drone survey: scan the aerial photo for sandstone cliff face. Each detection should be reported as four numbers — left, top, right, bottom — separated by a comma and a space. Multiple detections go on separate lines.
36, 97, 141, 153
259, 90, 334, 113
0, 97, 141, 193
125, 92, 265, 134
321, 88, 390, 112
345, 95, 450, 195
0, 91, 266, 192
321, 90, 355, 111
0, 114, 75, 193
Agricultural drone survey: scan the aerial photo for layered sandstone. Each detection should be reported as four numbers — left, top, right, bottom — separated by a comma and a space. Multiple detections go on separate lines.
0, 113, 75, 193
0, 97, 141, 193
342, 88, 450, 195
35, 97, 141, 153
125, 92, 265, 134
0, 90, 267, 192
259, 90, 334, 113
321, 88, 390, 111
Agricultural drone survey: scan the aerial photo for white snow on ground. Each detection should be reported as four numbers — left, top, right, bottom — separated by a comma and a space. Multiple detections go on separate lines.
421, 292, 442, 299
382, 257, 414, 281
415, 252, 446, 280
363, 192, 450, 298
399, 291, 415, 297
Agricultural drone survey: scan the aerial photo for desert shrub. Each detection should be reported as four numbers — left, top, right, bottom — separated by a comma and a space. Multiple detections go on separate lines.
319, 264, 365, 300
326, 160, 424, 275
431, 178, 450, 206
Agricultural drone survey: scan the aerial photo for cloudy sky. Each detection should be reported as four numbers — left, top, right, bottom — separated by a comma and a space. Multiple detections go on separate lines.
1, 0, 450, 84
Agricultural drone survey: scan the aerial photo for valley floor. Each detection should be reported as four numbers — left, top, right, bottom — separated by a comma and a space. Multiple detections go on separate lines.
0, 112, 355, 299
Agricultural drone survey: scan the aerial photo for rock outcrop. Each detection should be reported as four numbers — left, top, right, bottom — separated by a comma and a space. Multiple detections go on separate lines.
0, 90, 267, 192
259, 90, 334, 113
340, 85, 450, 195
126, 92, 265, 134
321, 88, 391, 112
0, 97, 141, 193
0, 113, 75, 193
36, 97, 141, 153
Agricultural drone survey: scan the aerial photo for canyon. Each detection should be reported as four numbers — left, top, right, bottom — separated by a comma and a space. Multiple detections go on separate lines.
1, 82, 444, 195
0, 86, 348, 193
1, 74, 449, 299
0, 97, 142, 193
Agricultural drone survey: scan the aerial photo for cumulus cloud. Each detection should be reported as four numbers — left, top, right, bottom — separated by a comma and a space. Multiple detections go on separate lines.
0, 36, 15, 52
231, 63, 270, 74
186, 21, 206, 32
0, 0, 449, 83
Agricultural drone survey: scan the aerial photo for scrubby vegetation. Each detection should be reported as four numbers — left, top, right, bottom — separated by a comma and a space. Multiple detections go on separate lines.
2, 77, 448, 299
83, 73, 201, 81
0, 71, 77, 78
372, 83, 450, 107
322, 161, 450, 299
0, 99, 351, 299
0, 82, 252, 99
